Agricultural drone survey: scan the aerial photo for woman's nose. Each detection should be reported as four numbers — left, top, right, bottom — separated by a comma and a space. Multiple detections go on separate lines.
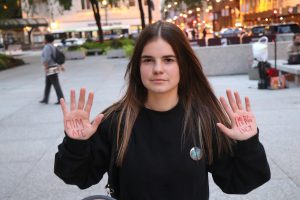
153, 61, 163, 74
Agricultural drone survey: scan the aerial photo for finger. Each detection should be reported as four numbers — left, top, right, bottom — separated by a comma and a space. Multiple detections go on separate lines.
234, 91, 244, 110
91, 114, 104, 132
220, 96, 235, 120
226, 89, 238, 112
84, 91, 94, 113
216, 123, 234, 139
70, 89, 76, 111
245, 96, 252, 112
78, 88, 86, 110
60, 98, 68, 116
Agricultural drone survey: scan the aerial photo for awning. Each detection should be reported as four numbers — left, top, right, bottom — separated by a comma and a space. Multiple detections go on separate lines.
0, 18, 48, 30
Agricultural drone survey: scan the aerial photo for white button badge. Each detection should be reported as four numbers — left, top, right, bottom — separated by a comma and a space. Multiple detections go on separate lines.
190, 147, 201, 161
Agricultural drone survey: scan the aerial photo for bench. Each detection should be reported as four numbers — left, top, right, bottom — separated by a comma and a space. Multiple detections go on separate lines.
268, 59, 300, 85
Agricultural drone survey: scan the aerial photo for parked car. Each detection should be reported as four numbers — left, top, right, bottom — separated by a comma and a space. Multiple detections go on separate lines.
103, 34, 123, 41
250, 25, 265, 37
54, 38, 86, 48
265, 23, 300, 35
251, 23, 300, 37
214, 27, 243, 38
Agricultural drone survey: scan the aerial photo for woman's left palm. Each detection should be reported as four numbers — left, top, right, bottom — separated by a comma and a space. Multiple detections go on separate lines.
217, 89, 257, 141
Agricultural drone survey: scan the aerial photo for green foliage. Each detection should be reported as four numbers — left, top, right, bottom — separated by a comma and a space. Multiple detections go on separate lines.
120, 38, 135, 46
25, 0, 72, 10
81, 42, 105, 50
123, 44, 134, 57
67, 45, 86, 51
58, 0, 72, 10
109, 38, 135, 57
0, 54, 25, 71
0, 1, 21, 20
109, 39, 123, 49
80, 38, 135, 57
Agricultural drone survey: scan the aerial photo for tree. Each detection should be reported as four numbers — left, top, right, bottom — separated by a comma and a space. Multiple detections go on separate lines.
21, 0, 72, 45
22, 0, 72, 18
0, 0, 22, 20
89, 0, 104, 42
137, 0, 146, 29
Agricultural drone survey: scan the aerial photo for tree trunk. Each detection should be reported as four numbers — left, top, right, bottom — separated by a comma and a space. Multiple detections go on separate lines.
147, 0, 152, 24
90, 0, 104, 42
27, 27, 34, 45
137, 0, 145, 29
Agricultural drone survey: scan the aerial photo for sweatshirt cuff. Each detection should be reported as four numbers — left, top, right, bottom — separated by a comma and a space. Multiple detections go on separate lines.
236, 128, 260, 152
63, 133, 90, 156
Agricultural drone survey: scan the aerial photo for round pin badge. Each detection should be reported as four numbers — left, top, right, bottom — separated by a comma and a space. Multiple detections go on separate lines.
190, 147, 201, 161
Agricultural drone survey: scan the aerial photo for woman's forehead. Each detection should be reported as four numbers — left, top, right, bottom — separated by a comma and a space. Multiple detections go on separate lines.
141, 38, 175, 56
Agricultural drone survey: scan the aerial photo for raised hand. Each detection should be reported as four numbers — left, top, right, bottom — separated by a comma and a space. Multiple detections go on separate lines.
217, 89, 257, 141
60, 88, 104, 140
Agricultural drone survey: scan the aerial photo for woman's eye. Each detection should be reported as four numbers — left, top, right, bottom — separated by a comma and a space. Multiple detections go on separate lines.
142, 59, 152, 63
164, 58, 175, 63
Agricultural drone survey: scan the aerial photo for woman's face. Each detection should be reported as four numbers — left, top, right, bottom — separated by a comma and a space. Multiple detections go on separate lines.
140, 38, 180, 98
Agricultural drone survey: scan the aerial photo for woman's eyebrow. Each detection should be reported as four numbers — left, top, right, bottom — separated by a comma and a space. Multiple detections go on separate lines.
141, 55, 176, 58
141, 55, 153, 59
162, 55, 176, 58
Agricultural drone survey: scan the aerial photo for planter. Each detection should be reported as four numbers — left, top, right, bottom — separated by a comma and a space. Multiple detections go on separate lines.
86, 48, 104, 56
107, 49, 126, 59
65, 50, 86, 60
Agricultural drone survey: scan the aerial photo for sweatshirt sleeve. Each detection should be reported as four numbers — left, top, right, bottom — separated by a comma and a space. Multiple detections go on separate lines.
207, 130, 271, 194
54, 116, 113, 189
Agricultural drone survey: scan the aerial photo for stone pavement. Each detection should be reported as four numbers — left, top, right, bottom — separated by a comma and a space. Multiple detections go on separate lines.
0, 51, 300, 200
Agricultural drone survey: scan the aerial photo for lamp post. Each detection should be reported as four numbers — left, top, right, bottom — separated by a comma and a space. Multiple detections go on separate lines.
102, 0, 108, 25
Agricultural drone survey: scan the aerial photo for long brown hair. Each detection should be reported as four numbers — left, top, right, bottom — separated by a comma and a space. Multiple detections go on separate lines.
103, 21, 233, 166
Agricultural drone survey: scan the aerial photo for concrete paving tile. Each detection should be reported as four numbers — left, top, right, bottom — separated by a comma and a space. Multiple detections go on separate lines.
209, 175, 300, 200
0, 162, 33, 199
0, 139, 56, 163
9, 138, 108, 200
0, 123, 63, 141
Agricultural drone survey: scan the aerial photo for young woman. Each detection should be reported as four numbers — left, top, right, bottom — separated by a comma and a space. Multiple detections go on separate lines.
54, 21, 270, 200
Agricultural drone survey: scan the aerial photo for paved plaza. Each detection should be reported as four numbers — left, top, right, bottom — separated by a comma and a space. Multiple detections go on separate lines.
0, 51, 300, 200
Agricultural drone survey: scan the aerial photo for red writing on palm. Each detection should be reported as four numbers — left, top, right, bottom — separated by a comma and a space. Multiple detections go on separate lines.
65, 119, 86, 138
234, 114, 254, 134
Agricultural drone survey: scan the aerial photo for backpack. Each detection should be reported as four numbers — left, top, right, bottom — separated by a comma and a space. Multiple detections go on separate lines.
50, 45, 65, 65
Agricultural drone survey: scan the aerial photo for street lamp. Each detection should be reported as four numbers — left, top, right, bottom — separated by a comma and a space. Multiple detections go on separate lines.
102, 0, 108, 26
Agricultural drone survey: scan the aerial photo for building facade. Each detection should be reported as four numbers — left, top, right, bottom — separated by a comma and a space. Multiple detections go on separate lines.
22, 0, 163, 42
210, 0, 240, 31
240, 0, 300, 26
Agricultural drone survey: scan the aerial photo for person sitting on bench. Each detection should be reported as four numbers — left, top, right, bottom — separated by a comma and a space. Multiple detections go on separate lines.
287, 33, 300, 64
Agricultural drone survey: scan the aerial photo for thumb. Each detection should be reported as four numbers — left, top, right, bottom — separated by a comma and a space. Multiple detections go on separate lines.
216, 123, 233, 138
91, 114, 104, 131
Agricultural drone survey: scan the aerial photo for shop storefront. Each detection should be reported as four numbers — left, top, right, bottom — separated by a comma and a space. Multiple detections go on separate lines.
243, 4, 300, 27
0, 18, 48, 49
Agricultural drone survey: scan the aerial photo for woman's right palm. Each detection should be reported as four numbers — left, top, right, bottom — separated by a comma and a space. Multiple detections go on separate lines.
60, 88, 103, 140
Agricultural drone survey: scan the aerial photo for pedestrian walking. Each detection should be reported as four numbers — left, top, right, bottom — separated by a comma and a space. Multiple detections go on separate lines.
202, 27, 207, 40
40, 34, 64, 104
54, 21, 270, 200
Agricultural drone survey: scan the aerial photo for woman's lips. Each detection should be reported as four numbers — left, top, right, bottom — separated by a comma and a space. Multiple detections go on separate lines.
151, 79, 167, 83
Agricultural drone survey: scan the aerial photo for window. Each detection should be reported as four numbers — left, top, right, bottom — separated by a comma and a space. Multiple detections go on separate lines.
81, 0, 91, 10
129, 0, 135, 7
81, 0, 85, 9
86, 0, 91, 9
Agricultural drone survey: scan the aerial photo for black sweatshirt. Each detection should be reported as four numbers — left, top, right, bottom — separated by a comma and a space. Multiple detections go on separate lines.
54, 103, 270, 200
